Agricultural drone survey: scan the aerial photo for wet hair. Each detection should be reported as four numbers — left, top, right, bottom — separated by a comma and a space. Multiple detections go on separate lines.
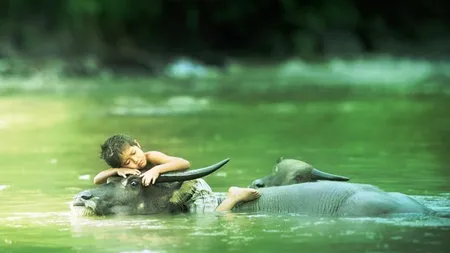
100, 134, 137, 168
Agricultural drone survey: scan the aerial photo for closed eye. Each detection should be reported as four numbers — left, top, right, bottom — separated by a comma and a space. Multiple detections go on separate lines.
123, 149, 136, 166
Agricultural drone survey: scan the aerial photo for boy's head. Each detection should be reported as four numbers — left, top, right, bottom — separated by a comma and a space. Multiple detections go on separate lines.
100, 134, 146, 169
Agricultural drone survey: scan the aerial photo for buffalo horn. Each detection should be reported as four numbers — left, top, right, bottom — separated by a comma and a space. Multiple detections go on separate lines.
156, 158, 230, 183
311, 168, 350, 181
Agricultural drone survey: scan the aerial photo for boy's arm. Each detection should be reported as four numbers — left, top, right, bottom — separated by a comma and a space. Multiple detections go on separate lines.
141, 151, 190, 186
147, 151, 190, 173
93, 169, 119, 184
93, 168, 141, 184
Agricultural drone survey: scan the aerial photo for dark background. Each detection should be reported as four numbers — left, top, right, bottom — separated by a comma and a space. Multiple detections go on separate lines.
1, 0, 449, 76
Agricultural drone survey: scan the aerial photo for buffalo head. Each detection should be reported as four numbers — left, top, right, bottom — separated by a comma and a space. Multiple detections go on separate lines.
250, 157, 350, 188
71, 158, 230, 216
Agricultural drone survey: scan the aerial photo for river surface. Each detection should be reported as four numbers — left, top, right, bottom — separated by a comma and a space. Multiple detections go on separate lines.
0, 79, 449, 253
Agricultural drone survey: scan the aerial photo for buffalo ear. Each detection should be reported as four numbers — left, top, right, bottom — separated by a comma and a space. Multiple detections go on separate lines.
107, 176, 124, 184
276, 157, 285, 164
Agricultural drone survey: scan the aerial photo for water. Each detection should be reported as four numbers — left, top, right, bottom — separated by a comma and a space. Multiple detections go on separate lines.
0, 76, 449, 253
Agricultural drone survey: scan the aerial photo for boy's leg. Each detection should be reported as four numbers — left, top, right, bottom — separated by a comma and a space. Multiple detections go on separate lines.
185, 179, 219, 213
215, 187, 261, 211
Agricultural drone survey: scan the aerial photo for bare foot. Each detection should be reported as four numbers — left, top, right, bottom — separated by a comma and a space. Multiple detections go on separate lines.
227, 186, 261, 203
215, 187, 261, 212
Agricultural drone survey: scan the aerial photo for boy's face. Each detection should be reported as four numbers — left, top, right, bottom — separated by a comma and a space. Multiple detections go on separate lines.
120, 142, 147, 169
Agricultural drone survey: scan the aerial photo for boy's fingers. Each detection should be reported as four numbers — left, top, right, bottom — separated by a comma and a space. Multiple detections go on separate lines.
143, 177, 150, 186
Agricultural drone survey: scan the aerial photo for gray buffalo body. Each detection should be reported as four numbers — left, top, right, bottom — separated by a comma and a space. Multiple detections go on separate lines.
234, 181, 434, 216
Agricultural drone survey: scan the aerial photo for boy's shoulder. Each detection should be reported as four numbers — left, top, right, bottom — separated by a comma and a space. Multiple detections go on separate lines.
144, 150, 167, 160
145, 150, 163, 156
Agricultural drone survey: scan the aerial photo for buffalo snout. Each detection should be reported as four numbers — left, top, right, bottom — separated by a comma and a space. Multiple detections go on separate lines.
79, 190, 93, 200
73, 190, 93, 206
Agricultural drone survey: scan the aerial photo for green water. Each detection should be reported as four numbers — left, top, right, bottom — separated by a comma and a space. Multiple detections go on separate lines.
0, 83, 449, 253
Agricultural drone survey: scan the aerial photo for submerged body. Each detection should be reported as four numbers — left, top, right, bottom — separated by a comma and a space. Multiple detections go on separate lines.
233, 181, 433, 217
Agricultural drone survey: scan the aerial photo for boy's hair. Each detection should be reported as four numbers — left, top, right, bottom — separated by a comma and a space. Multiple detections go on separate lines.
100, 134, 138, 168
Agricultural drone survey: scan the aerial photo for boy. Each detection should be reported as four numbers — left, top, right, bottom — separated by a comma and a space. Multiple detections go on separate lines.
93, 134, 260, 212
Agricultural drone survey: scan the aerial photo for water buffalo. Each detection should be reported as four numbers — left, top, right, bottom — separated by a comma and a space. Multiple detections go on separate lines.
71, 158, 434, 218
244, 158, 434, 216
71, 158, 230, 216
249, 157, 350, 188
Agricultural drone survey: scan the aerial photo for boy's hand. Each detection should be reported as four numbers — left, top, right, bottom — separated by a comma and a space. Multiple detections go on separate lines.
140, 169, 160, 186
116, 168, 141, 178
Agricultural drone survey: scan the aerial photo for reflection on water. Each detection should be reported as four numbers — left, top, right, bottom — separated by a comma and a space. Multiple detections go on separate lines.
1, 211, 449, 253
1, 90, 449, 253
